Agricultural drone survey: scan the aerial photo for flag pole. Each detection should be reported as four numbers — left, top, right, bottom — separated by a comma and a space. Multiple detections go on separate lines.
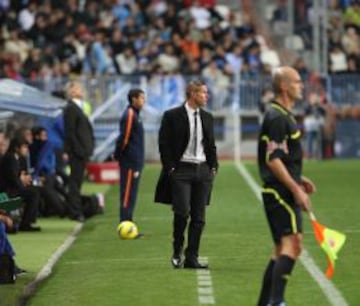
308, 211, 316, 221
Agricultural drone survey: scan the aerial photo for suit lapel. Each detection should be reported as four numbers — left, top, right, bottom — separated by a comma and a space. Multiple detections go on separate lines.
179, 105, 190, 141
199, 109, 208, 137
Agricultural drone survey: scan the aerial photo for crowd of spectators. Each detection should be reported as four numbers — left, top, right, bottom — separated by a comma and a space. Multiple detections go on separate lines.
271, 0, 360, 74
0, 0, 282, 86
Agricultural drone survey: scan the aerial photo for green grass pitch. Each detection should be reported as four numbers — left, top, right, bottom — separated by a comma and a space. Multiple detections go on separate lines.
1, 160, 359, 306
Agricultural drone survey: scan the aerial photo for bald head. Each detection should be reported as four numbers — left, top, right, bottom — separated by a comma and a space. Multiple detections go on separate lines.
272, 66, 303, 105
272, 67, 297, 94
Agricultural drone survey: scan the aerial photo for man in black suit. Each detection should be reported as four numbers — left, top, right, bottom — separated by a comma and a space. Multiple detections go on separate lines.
155, 80, 218, 269
63, 81, 94, 222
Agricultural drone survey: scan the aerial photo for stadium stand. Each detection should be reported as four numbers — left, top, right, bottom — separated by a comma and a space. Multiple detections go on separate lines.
0, 0, 359, 161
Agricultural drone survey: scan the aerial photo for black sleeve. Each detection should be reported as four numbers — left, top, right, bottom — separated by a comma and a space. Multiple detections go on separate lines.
158, 111, 176, 172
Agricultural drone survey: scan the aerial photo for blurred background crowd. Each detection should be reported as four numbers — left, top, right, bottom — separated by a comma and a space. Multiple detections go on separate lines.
0, 0, 359, 84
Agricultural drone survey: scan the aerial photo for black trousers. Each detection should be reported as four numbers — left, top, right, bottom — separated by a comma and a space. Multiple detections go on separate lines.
10, 186, 40, 228
67, 156, 86, 218
170, 162, 213, 260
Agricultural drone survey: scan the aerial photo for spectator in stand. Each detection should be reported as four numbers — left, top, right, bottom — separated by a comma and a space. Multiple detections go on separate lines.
202, 59, 231, 109
303, 93, 326, 159
22, 48, 42, 80
172, 14, 190, 38
212, 45, 228, 70
199, 47, 213, 69
329, 44, 348, 73
109, 28, 126, 57
115, 45, 137, 75
179, 32, 201, 60
181, 53, 201, 75
57, 33, 82, 74
157, 43, 180, 73
123, 15, 142, 39
82, 30, 109, 75
347, 54, 360, 72
189, 0, 212, 29
245, 43, 262, 73
26, 13, 48, 49
4, 27, 30, 63
341, 26, 360, 55
293, 57, 309, 78
343, 0, 360, 27
199, 28, 216, 51
225, 43, 243, 74
137, 46, 153, 76
162, 2, 178, 29
17, 1, 37, 32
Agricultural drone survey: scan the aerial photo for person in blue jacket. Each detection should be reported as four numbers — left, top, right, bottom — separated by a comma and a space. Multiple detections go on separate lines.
114, 88, 145, 225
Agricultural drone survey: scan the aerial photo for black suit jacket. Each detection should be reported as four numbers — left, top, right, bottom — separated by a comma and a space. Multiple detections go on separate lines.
0, 152, 26, 196
155, 105, 218, 204
63, 100, 95, 160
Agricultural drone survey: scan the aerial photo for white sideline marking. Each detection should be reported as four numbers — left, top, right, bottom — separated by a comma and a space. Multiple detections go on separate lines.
235, 161, 348, 306
197, 257, 216, 304
21, 223, 84, 299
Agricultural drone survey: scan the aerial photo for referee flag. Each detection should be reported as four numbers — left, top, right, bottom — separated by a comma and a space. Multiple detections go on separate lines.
309, 212, 346, 278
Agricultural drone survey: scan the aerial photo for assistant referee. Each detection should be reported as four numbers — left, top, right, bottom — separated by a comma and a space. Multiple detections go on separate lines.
256, 66, 316, 306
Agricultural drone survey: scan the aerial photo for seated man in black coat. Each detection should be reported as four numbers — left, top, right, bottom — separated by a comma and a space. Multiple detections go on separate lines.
0, 137, 40, 232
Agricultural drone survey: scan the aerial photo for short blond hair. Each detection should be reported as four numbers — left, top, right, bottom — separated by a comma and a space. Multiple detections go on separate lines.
186, 80, 206, 99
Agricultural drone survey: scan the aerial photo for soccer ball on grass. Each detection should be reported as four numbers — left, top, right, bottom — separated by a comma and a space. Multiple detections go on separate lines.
117, 221, 139, 239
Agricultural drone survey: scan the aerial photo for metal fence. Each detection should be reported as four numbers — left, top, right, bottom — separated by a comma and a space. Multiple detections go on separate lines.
2, 73, 359, 160
20, 73, 360, 113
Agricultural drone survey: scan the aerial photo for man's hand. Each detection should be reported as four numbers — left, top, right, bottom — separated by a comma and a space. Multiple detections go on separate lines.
300, 176, 316, 194
292, 185, 312, 212
0, 213, 13, 229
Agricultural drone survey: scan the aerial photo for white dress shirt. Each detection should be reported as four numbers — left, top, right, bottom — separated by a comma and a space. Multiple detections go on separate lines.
72, 98, 84, 111
181, 102, 206, 163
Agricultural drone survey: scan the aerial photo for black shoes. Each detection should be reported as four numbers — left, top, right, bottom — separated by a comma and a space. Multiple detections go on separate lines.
183, 259, 208, 269
171, 256, 208, 269
15, 265, 27, 276
171, 255, 183, 269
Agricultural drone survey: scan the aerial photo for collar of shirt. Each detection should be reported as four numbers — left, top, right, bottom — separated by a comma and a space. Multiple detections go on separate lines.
181, 101, 206, 163
185, 101, 199, 117
72, 98, 83, 110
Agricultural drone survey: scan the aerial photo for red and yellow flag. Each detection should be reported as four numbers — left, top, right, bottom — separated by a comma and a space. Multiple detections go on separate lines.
309, 212, 346, 278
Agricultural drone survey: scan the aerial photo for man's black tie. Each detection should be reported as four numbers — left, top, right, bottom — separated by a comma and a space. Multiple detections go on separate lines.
193, 111, 198, 156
